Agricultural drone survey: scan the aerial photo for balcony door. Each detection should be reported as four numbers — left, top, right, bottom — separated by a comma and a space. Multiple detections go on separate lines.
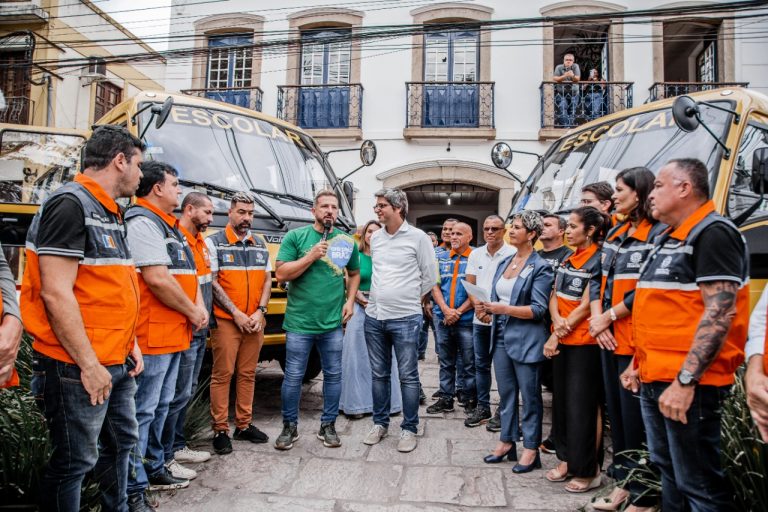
206, 34, 253, 108
299, 29, 351, 129
423, 30, 479, 127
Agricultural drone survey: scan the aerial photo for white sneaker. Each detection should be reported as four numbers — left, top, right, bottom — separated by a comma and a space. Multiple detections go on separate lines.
165, 459, 198, 480
174, 446, 211, 463
397, 429, 417, 453
363, 424, 388, 445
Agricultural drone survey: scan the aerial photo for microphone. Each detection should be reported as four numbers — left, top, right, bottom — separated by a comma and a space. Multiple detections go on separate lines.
321, 220, 332, 242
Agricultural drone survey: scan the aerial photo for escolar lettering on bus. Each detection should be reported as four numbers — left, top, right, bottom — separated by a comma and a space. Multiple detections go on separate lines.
169, 106, 306, 148
559, 111, 672, 152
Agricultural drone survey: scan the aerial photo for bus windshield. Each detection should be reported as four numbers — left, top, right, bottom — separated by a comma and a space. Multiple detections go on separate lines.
140, 104, 352, 223
512, 104, 733, 214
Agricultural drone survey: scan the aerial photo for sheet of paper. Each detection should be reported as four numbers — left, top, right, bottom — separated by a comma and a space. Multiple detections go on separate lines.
461, 279, 490, 303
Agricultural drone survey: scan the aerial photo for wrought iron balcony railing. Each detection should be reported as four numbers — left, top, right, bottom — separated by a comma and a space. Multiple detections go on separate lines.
276, 84, 363, 130
181, 86, 263, 112
405, 81, 494, 129
648, 82, 749, 102
0, 96, 31, 125
540, 81, 633, 130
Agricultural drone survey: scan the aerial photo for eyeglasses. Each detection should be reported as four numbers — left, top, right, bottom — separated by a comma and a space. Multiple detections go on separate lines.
373, 203, 390, 211
483, 226, 503, 232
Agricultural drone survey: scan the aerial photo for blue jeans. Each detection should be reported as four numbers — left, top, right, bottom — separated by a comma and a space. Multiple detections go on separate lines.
32, 353, 138, 512
434, 322, 476, 400
587, 92, 604, 119
364, 313, 422, 433
128, 352, 181, 495
555, 91, 578, 126
163, 332, 207, 460
640, 382, 734, 512
493, 340, 540, 448
418, 313, 433, 359
472, 324, 492, 410
281, 328, 343, 425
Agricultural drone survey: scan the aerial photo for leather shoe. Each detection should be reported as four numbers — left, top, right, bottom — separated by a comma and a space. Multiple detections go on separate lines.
483, 445, 517, 463
512, 451, 541, 473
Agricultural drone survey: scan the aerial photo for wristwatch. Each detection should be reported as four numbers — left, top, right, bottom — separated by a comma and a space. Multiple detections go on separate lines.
258, 306, 267, 314
677, 369, 698, 387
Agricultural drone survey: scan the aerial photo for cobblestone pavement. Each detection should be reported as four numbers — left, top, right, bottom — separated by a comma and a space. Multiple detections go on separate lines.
157, 337, 607, 511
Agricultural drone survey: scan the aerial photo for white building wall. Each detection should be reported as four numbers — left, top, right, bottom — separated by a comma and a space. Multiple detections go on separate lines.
166, 0, 768, 222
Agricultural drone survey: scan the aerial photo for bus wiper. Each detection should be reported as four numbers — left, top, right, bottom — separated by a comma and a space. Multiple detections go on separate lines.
249, 187, 353, 231
178, 178, 285, 229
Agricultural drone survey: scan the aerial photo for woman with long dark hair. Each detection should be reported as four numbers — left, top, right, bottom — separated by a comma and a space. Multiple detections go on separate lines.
588, 167, 663, 511
543, 206, 612, 493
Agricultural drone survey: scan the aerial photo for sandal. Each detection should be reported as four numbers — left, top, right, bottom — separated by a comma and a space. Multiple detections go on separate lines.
565, 474, 602, 493
592, 487, 629, 510
545, 464, 570, 482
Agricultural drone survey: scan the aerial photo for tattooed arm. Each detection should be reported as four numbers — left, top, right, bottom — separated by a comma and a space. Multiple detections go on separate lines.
658, 280, 738, 424
211, 271, 252, 334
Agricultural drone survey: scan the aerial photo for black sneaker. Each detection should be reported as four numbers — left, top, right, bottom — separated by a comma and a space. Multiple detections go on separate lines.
233, 424, 269, 444
316, 422, 341, 448
464, 407, 491, 427
127, 492, 154, 512
426, 396, 454, 414
464, 399, 477, 414
148, 467, 189, 491
431, 390, 442, 400
540, 437, 556, 454
419, 385, 427, 405
274, 422, 299, 450
456, 392, 468, 408
213, 430, 233, 455
486, 409, 501, 432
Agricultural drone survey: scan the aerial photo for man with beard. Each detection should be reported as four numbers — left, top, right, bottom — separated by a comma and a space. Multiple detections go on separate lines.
274, 190, 360, 450
161, 192, 214, 477
205, 192, 272, 455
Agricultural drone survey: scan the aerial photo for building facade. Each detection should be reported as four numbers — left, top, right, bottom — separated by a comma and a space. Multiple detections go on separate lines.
0, 0, 165, 130
166, 0, 767, 236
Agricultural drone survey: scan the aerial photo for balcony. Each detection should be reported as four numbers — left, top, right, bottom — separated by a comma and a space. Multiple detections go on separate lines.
0, 1, 48, 24
404, 81, 495, 140
0, 96, 31, 125
276, 84, 363, 139
648, 82, 750, 102
181, 86, 263, 112
539, 81, 633, 137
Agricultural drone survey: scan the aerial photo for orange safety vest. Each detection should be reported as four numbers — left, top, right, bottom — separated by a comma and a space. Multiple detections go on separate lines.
207, 224, 270, 319
633, 201, 748, 386
125, 198, 197, 355
599, 219, 663, 355
555, 243, 600, 346
21, 174, 140, 366
180, 225, 213, 316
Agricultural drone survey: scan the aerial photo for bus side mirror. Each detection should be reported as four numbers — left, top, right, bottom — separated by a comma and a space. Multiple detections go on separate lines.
491, 142, 513, 169
751, 147, 768, 194
155, 96, 174, 130
342, 181, 355, 210
360, 140, 377, 166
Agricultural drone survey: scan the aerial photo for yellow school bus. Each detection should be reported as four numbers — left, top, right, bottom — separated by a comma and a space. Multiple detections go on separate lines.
492, 87, 768, 307
0, 91, 375, 380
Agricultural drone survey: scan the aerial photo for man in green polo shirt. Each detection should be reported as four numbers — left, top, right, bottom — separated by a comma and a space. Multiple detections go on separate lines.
274, 189, 360, 450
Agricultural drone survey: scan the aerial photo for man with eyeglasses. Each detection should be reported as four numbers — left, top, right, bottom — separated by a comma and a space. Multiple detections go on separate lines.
363, 189, 437, 453
464, 215, 515, 429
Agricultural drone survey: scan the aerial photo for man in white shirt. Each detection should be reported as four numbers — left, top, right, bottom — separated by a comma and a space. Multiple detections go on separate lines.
363, 188, 437, 453
464, 215, 515, 428
746, 286, 768, 441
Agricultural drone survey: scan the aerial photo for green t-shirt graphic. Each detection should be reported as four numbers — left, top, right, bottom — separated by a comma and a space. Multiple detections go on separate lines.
277, 225, 359, 333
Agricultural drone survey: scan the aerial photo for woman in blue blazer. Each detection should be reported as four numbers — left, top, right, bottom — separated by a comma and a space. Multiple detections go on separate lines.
478, 211, 554, 473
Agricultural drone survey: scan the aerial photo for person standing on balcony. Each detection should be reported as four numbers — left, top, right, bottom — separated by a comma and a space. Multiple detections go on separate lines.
627, 158, 748, 511
427, 223, 477, 415
274, 190, 360, 451
21, 126, 145, 512
162, 192, 214, 475
585, 69, 605, 120
125, 161, 208, 508
553, 53, 581, 127
363, 188, 437, 453
206, 192, 272, 455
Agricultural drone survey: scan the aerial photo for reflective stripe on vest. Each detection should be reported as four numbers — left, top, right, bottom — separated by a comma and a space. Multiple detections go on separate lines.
599, 219, 664, 355
125, 205, 197, 355
555, 244, 601, 345
209, 226, 269, 319
21, 180, 140, 365
633, 206, 749, 386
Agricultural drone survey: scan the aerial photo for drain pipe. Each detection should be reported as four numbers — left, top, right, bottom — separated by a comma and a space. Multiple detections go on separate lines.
46, 73, 53, 127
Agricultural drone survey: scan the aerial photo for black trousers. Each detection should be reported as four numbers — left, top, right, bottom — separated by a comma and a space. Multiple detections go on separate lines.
552, 344, 602, 478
